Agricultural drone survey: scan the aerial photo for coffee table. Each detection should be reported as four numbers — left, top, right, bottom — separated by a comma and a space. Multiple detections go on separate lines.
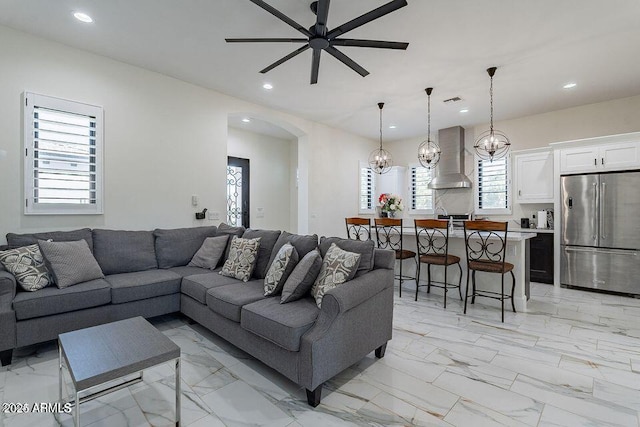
58, 316, 181, 426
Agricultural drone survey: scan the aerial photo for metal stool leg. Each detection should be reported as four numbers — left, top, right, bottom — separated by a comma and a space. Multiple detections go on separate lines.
457, 263, 463, 300
426, 264, 431, 293
510, 270, 517, 313
471, 270, 477, 304
501, 274, 505, 323
463, 268, 470, 314
415, 261, 421, 301
443, 264, 448, 309
398, 258, 402, 298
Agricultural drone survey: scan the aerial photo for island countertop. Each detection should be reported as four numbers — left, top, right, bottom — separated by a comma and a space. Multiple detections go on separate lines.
401, 227, 537, 242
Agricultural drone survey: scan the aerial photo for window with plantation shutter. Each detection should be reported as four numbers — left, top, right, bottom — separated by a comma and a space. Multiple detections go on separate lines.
409, 164, 434, 213
358, 161, 375, 214
475, 155, 511, 214
24, 92, 103, 214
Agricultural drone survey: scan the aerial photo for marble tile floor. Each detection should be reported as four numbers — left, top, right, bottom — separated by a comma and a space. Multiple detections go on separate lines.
1, 282, 640, 426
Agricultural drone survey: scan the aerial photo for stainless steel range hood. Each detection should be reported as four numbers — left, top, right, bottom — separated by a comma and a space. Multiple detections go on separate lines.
428, 126, 472, 189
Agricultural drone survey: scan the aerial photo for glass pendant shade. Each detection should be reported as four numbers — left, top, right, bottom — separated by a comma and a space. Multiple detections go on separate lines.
418, 87, 440, 169
368, 102, 393, 174
474, 67, 511, 162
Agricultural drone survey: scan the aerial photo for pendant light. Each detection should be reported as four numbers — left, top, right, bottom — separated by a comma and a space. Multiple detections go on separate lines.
418, 87, 441, 169
368, 102, 393, 174
474, 66, 510, 162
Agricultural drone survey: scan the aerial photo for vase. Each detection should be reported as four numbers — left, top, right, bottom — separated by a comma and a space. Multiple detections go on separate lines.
388, 211, 395, 218
380, 211, 388, 218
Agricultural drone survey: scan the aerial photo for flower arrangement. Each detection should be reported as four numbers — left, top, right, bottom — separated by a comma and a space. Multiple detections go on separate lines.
378, 193, 404, 216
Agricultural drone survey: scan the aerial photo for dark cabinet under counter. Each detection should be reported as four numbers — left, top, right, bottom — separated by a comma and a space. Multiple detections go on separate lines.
530, 233, 554, 284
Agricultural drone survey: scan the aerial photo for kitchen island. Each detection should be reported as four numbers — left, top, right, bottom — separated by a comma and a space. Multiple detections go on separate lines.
398, 227, 536, 312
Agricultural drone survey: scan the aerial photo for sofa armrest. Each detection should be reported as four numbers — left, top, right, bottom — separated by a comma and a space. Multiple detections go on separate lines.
0, 271, 16, 308
299, 266, 394, 390
322, 268, 391, 314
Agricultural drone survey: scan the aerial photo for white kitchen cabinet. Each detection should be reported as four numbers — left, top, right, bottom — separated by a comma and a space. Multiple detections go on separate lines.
515, 150, 554, 203
559, 142, 640, 174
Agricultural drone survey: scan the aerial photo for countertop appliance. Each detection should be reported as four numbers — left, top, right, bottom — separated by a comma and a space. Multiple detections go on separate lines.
561, 171, 640, 294
437, 213, 472, 229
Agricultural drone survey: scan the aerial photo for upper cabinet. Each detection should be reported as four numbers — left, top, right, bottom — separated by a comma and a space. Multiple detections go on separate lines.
515, 150, 554, 203
559, 141, 640, 174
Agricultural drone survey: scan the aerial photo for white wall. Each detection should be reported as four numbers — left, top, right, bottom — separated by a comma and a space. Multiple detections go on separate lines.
386, 94, 640, 222
227, 127, 294, 231
0, 25, 377, 244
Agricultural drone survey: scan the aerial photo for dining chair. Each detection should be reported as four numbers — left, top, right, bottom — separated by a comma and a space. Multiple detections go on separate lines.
414, 219, 463, 308
463, 220, 516, 322
345, 217, 372, 241
374, 218, 416, 298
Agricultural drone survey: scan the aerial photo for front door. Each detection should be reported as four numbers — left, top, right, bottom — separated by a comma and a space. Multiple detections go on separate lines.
226, 157, 250, 228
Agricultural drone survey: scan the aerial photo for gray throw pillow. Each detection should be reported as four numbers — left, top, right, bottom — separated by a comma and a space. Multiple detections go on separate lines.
188, 235, 229, 269
280, 249, 322, 304
38, 240, 104, 289
264, 243, 299, 296
0, 244, 52, 292
311, 243, 361, 308
319, 237, 374, 274
220, 236, 261, 282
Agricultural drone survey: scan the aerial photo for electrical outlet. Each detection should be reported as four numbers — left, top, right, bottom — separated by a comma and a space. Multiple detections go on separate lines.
256, 207, 265, 218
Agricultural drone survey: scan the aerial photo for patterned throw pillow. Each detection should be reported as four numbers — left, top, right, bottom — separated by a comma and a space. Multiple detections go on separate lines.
311, 243, 361, 308
264, 243, 299, 296
220, 236, 261, 282
0, 244, 52, 292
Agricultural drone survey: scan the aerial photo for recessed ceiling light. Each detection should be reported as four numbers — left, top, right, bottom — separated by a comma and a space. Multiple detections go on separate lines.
389, 125, 397, 129
73, 12, 93, 23
459, 108, 469, 113
563, 82, 577, 89
241, 118, 251, 123
262, 83, 273, 90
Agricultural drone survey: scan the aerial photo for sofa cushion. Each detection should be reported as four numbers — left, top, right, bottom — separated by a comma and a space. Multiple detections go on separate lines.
92, 229, 158, 275
106, 270, 181, 304
188, 235, 228, 270
0, 244, 52, 292
242, 229, 281, 279
264, 243, 298, 296
267, 231, 318, 268
39, 240, 104, 289
241, 296, 319, 352
206, 280, 266, 322
154, 226, 218, 268
181, 270, 242, 304
280, 249, 322, 304
168, 266, 212, 278
7, 228, 94, 252
312, 243, 361, 308
12, 278, 111, 320
220, 236, 261, 282
319, 236, 374, 275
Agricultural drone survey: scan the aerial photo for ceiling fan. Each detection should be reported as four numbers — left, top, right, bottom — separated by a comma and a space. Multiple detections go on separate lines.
226, 0, 409, 84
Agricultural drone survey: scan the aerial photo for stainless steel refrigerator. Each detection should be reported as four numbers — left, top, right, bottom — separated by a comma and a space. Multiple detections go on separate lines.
561, 171, 640, 294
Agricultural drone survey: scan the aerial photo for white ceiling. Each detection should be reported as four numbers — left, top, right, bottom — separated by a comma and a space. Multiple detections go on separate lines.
2, 0, 640, 142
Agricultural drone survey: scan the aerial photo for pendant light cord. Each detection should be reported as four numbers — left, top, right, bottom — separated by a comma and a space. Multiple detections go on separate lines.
379, 106, 383, 150
427, 92, 431, 141
489, 74, 494, 134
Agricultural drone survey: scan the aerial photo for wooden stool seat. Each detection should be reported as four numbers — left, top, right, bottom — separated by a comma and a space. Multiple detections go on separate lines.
396, 249, 417, 259
468, 260, 514, 273
419, 253, 461, 266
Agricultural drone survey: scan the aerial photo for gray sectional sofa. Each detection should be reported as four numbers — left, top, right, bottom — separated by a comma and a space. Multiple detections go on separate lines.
0, 225, 394, 406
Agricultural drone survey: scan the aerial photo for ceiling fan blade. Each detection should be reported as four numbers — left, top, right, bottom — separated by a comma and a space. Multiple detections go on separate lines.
249, 0, 312, 37
259, 44, 310, 74
325, 46, 369, 77
314, 0, 331, 36
310, 49, 321, 84
330, 39, 408, 49
326, 0, 407, 39
226, 38, 309, 43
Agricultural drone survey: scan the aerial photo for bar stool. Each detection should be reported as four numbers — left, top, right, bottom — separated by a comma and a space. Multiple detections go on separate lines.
374, 218, 416, 298
414, 219, 463, 308
345, 217, 372, 241
463, 220, 516, 323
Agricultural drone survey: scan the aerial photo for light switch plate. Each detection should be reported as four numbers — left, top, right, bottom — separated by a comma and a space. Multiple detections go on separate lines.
191, 195, 198, 206
256, 207, 265, 218
208, 211, 220, 221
